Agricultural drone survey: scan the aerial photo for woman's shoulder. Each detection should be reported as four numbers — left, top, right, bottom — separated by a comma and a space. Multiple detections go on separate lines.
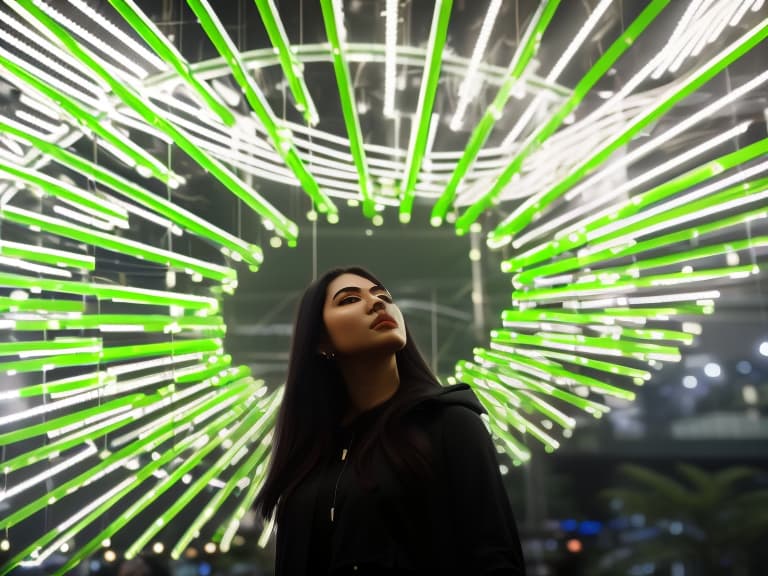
407, 384, 489, 439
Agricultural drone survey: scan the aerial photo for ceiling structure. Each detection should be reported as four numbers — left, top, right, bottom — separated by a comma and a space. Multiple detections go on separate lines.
0, 0, 766, 571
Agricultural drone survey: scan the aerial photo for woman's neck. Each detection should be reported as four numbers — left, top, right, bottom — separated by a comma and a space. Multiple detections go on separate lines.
338, 352, 400, 422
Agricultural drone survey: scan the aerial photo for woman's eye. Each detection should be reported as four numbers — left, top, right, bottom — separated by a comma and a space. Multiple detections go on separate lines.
339, 296, 360, 305
379, 294, 393, 303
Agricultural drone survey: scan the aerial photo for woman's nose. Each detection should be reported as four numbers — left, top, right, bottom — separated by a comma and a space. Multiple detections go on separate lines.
369, 299, 386, 314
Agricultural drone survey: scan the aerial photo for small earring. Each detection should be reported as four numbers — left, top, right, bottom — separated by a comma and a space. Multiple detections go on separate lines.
320, 351, 336, 360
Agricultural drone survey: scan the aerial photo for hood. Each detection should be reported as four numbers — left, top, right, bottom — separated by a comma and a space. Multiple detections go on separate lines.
409, 383, 485, 416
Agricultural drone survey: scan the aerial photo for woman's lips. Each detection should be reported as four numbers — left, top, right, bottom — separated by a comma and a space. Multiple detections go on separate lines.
370, 314, 397, 329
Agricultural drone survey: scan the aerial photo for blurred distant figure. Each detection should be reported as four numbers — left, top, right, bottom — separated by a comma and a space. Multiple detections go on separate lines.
117, 555, 172, 576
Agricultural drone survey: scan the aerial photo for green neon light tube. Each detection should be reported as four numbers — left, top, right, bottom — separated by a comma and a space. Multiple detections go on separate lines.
0, 337, 100, 357
452, 365, 531, 460
126, 396, 273, 557
500, 309, 699, 348
0, 272, 219, 310
3, 381, 257, 574
10, 314, 226, 336
320, 0, 375, 217
459, 358, 608, 413
530, 348, 652, 380
583, 182, 768, 251
16, 1, 298, 240
512, 209, 768, 286
454, 0, 672, 233
208, 437, 272, 549
211, 391, 283, 549
171, 417, 274, 557
0, 164, 128, 223
186, 0, 337, 216
485, 17, 768, 242
481, 342, 651, 380
106, 0, 236, 126
0, 337, 220, 376
0, 378, 255, 532
0, 55, 175, 184
475, 384, 561, 450
475, 347, 639, 400
474, 350, 576, 428
0, 392, 144, 445
501, 308, 656, 327
505, 139, 768, 272
554, 236, 768, 290
2, 406, 135, 473
171, 393, 278, 558
600, 305, 712, 317
0, 205, 236, 283
484, 359, 611, 414
0, 239, 94, 270
172, 355, 232, 384
430, 0, 560, 223
491, 328, 681, 363
5, 373, 112, 400
0, 121, 262, 268
54, 384, 259, 573
0, 296, 84, 313
253, 0, 319, 125
0, 351, 102, 375
98, 338, 222, 363
398, 0, 453, 222
513, 264, 757, 303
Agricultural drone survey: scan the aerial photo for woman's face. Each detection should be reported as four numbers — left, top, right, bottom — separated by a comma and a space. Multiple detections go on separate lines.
322, 273, 407, 357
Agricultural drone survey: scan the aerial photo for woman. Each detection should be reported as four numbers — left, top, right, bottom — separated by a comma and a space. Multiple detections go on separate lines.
255, 266, 526, 575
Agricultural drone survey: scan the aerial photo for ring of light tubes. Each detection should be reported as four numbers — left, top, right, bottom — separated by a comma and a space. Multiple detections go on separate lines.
0, 0, 766, 570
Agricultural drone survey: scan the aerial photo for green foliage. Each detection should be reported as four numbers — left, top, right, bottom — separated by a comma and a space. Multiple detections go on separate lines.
595, 463, 768, 576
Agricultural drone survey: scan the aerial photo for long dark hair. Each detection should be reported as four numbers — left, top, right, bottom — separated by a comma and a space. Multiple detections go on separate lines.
254, 266, 442, 519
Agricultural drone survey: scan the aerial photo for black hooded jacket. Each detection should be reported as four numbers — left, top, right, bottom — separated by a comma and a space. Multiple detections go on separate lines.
274, 384, 527, 575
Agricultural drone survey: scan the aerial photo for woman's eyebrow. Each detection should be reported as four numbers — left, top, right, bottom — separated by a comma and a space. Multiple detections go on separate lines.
332, 286, 361, 301
331, 284, 388, 301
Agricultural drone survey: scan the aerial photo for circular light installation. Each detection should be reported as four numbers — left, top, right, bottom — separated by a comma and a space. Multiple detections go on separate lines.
0, 0, 765, 570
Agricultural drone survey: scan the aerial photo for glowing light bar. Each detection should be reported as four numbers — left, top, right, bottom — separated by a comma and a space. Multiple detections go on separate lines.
486, 16, 768, 245
132, 394, 276, 558
559, 70, 768, 205
0, 24, 103, 107
431, 0, 561, 224
0, 205, 237, 284
0, 53, 174, 183
0, 271, 219, 311
68, 0, 167, 72
450, 0, 503, 131
0, 121, 262, 268
186, 0, 337, 216
13, 0, 298, 241
510, 119, 754, 251
31, 0, 151, 80
455, 0, 671, 235
398, 0, 453, 223
320, 0, 376, 217
0, 379, 253, 533
0, 163, 127, 223
106, 0, 234, 124
504, 138, 768, 272
55, 384, 258, 572
253, 0, 319, 125
383, 0, 398, 117
0, 445, 96, 503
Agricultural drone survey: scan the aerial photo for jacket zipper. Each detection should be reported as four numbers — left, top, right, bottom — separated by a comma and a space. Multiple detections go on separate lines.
330, 435, 354, 523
